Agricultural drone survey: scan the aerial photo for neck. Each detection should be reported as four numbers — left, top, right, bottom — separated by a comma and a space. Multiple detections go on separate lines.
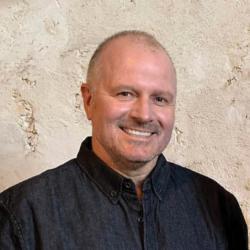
99, 153, 157, 199
91, 138, 158, 199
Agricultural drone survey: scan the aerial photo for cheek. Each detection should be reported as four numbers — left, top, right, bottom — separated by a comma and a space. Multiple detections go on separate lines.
157, 109, 175, 129
101, 102, 132, 121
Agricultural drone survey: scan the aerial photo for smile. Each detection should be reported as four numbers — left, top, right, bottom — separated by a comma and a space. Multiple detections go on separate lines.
122, 128, 153, 137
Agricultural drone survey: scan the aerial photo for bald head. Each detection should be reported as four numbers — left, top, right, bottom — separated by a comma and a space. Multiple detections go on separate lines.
86, 30, 176, 87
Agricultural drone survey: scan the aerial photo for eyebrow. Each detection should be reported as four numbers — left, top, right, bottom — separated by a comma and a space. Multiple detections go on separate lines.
111, 84, 176, 100
111, 83, 175, 93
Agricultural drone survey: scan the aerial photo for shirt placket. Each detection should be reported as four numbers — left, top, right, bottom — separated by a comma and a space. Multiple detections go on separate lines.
122, 180, 144, 249
142, 188, 158, 250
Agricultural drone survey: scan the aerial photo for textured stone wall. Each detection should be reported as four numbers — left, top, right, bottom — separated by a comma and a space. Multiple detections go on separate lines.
0, 0, 249, 235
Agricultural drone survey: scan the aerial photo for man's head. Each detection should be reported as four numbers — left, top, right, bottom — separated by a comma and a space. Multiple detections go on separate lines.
81, 30, 176, 171
86, 30, 175, 87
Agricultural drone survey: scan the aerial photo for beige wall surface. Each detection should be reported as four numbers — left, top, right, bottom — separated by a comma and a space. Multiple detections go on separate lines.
0, 0, 249, 236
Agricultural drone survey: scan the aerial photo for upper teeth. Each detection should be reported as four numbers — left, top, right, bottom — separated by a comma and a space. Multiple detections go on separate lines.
124, 128, 151, 137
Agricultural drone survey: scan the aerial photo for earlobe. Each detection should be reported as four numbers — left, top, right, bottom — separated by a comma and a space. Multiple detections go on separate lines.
81, 83, 93, 120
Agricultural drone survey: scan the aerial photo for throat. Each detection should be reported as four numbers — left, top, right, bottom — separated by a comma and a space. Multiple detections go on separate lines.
135, 184, 143, 199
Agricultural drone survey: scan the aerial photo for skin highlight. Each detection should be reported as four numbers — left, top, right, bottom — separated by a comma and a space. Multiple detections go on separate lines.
82, 32, 176, 198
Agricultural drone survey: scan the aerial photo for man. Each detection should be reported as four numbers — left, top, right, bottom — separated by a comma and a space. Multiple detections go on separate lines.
0, 31, 248, 249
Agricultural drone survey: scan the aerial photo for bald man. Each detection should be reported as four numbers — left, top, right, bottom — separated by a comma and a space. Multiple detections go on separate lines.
0, 31, 248, 250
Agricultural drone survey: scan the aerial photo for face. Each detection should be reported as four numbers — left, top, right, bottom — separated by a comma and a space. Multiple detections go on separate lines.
82, 38, 176, 170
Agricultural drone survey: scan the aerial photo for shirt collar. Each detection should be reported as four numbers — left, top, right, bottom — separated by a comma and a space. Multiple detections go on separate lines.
76, 137, 171, 202
148, 154, 171, 200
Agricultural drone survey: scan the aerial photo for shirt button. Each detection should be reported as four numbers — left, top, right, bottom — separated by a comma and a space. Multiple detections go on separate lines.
137, 216, 143, 223
110, 190, 117, 197
124, 182, 131, 189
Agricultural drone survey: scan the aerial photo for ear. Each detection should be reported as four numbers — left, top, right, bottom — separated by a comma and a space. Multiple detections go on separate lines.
81, 83, 93, 120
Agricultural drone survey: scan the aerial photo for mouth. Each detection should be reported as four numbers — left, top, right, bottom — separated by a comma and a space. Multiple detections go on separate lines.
121, 127, 155, 137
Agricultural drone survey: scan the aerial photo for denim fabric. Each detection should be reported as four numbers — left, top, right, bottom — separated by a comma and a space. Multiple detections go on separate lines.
0, 137, 248, 250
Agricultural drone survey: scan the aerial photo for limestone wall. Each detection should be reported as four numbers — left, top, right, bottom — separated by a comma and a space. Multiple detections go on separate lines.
0, 0, 249, 236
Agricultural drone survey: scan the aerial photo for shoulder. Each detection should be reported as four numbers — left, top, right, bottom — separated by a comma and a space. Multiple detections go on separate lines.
165, 161, 245, 216
167, 161, 246, 223
0, 159, 83, 248
166, 161, 248, 247
167, 161, 229, 195
0, 159, 79, 209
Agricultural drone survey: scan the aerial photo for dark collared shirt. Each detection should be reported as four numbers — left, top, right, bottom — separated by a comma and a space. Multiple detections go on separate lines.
0, 137, 248, 250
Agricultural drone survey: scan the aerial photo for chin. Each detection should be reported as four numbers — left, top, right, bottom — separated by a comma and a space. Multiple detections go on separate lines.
122, 152, 158, 164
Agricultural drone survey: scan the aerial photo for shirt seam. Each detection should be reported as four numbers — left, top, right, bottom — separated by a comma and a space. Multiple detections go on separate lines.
0, 200, 26, 249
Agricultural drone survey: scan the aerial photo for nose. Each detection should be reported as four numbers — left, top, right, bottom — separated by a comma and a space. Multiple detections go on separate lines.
129, 97, 154, 123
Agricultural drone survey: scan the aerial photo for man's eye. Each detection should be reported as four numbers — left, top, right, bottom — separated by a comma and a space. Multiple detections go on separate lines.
118, 92, 131, 97
154, 96, 168, 106
116, 91, 134, 100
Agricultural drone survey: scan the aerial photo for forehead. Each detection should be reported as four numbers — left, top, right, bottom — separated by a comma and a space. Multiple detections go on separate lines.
100, 36, 170, 64
97, 37, 176, 89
